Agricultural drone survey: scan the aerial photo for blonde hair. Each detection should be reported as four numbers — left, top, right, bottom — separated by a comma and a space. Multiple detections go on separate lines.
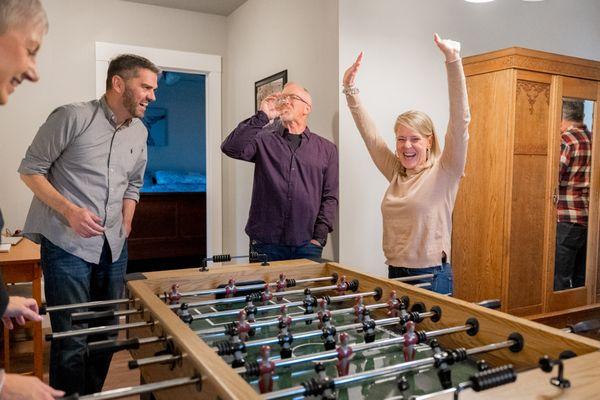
394, 110, 441, 172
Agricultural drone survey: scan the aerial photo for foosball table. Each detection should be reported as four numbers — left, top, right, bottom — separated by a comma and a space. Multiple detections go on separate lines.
48, 259, 600, 399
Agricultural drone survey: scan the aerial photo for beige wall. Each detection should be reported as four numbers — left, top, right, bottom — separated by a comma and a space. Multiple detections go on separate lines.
223, 0, 339, 258
0, 0, 227, 230
339, 0, 600, 276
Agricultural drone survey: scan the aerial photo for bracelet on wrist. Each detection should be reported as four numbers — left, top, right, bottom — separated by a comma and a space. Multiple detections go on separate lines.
342, 86, 360, 95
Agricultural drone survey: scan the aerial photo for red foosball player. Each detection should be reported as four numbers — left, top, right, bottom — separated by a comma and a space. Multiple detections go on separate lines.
258, 345, 276, 394
321, 314, 337, 350
353, 296, 365, 323
317, 298, 331, 329
244, 295, 257, 323
403, 320, 418, 362
237, 310, 252, 342
387, 290, 401, 318
275, 273, 286, 301
225, 278, 237, 298
336, 275, 349, 295
261, 283, 273, 305
336, 332, 353, 376
167, 283, 181, 305
278, 304, 292, 331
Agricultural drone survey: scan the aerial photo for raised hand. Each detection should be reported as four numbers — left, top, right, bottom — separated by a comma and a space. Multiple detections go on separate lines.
343, 52, 363, 88
260, 93, 281, 121
434, 33, 461, 63
64, 206, 105, 238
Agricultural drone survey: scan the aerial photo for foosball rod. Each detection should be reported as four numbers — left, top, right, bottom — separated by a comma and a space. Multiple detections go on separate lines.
71, 280, 352, 324
87, 301, 391, 355
262, 333, 524, 400
238, 320, 476, 376
392, 274, 434, 282
46, 320, 157, 341
189, 285, 363, 321
129, 315, 462, 371
43, 274, 340, 314
59, 376, 200, 400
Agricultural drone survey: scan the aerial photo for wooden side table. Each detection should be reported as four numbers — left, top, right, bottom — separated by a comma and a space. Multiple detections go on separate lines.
0, 239, 43, 379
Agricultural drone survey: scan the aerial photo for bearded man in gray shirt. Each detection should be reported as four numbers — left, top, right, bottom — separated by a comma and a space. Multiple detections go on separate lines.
18, 54, 159, 395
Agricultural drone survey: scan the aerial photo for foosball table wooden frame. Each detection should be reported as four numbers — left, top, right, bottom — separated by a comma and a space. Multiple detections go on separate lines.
125, 259, 600, 399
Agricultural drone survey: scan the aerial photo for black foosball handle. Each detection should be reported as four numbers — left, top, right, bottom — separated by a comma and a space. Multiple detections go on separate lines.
60, 394, 79, 400
476, 299, 501, 310
470, 364, 517, 391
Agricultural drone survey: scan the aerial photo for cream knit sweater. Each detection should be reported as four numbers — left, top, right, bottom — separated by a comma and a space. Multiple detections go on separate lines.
345, 60, 470, 268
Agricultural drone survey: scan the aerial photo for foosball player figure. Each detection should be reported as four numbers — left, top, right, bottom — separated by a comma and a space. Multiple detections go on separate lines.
336, 275, 350, 295
229, 328, 246, 368
177, 303, 193, 324
362, 309, 376, 343
225, 278, 237, 298
336, 332, 353, 377
353, 296, 365, 323
278, 304, 292, 331
387, 290, 401, 318
275, 273, 286, 301
237, 310, 253, 341
314, 363, 336, 400
321, 314, 337, 350
167, 283, 181, 305
303, 288, 317, 324
402, 320, 418, 362
244, 295, 257, 322
258, 345, 276, 394
277, 321, 294, 359
261, 283, 273, 305
317, 298, 331, 329
429, 338, 452, 389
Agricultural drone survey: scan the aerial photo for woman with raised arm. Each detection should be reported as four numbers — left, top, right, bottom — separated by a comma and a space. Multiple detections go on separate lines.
342, 34, 470, 295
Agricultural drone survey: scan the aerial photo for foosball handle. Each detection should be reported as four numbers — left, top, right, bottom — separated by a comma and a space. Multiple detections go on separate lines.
60, 394, 79, 400
87, 338, 141, 355
476, 299, 501, 310
39, 304, 47, 315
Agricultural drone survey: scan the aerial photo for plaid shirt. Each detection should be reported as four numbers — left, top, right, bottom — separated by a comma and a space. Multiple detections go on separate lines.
558, 126, 591, 225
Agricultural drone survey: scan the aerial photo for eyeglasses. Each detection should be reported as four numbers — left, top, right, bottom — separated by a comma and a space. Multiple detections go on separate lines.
275, 94, 310, 106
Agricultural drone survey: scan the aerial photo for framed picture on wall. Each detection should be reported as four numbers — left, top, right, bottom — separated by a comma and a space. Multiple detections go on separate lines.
142, 107, 168, 146
255, 70, 288, 112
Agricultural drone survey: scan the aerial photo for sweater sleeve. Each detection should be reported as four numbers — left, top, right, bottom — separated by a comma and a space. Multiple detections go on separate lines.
345, 94, 398, 182
438, 59, 471, 176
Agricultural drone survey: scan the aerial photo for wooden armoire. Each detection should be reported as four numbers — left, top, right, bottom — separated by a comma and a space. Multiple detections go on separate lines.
452, 47, 600, 317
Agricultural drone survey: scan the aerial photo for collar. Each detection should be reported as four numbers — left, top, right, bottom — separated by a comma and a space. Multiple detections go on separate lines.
278, 122, 311, 140
100, 95, 133, 129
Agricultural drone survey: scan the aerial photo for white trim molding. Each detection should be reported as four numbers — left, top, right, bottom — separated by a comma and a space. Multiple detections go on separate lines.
95, 41, 223, 256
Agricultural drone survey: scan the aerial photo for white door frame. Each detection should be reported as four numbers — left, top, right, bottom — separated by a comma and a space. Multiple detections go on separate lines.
95, 42, 222, 255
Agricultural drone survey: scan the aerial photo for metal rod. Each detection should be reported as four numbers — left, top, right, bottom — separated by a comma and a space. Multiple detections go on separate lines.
237, 323, 472, 374
43, 298, 134, 314
198, 303, 389, 339
131, 353, 182, 369
71, 308, 140, 322
192, 290, 375, 321
392, 274, 434, 282
414, 282, 432, 288
47, 321, 155, 341
73, 376, 200, 400
262, 339, 516, 400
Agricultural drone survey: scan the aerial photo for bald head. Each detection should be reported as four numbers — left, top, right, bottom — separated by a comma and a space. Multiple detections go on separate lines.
283, 82, 312, 108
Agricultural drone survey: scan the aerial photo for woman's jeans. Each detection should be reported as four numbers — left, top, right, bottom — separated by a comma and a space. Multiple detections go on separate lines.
389, 263, 453, 295
41, 236, 128, 395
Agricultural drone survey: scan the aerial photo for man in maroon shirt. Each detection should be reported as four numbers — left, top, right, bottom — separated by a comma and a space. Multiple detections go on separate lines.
222, 82, 338, 262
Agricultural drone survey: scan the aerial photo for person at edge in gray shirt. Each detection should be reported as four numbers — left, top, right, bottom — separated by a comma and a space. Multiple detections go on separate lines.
18, 54, 159, 396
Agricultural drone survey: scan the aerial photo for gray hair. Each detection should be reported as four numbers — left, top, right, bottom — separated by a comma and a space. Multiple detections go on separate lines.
0, 0, 48, 35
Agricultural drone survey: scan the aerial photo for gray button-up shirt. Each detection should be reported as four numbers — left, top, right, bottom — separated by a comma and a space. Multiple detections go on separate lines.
18, 97, 148, 264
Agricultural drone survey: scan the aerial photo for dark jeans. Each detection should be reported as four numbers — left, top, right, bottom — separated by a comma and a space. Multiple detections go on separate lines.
389, 263, 453, 295
554, 222, 587, 291
250, 239, 323, 262
41, 236, 128, 395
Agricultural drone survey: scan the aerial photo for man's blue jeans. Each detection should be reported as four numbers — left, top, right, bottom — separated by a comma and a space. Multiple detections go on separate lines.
389, 263, 453, 295
41, 236, 128, 395
250, 239, 323, 262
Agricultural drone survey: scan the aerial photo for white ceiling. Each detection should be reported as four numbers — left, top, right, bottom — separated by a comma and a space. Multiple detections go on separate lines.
123, 0, 247, 16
